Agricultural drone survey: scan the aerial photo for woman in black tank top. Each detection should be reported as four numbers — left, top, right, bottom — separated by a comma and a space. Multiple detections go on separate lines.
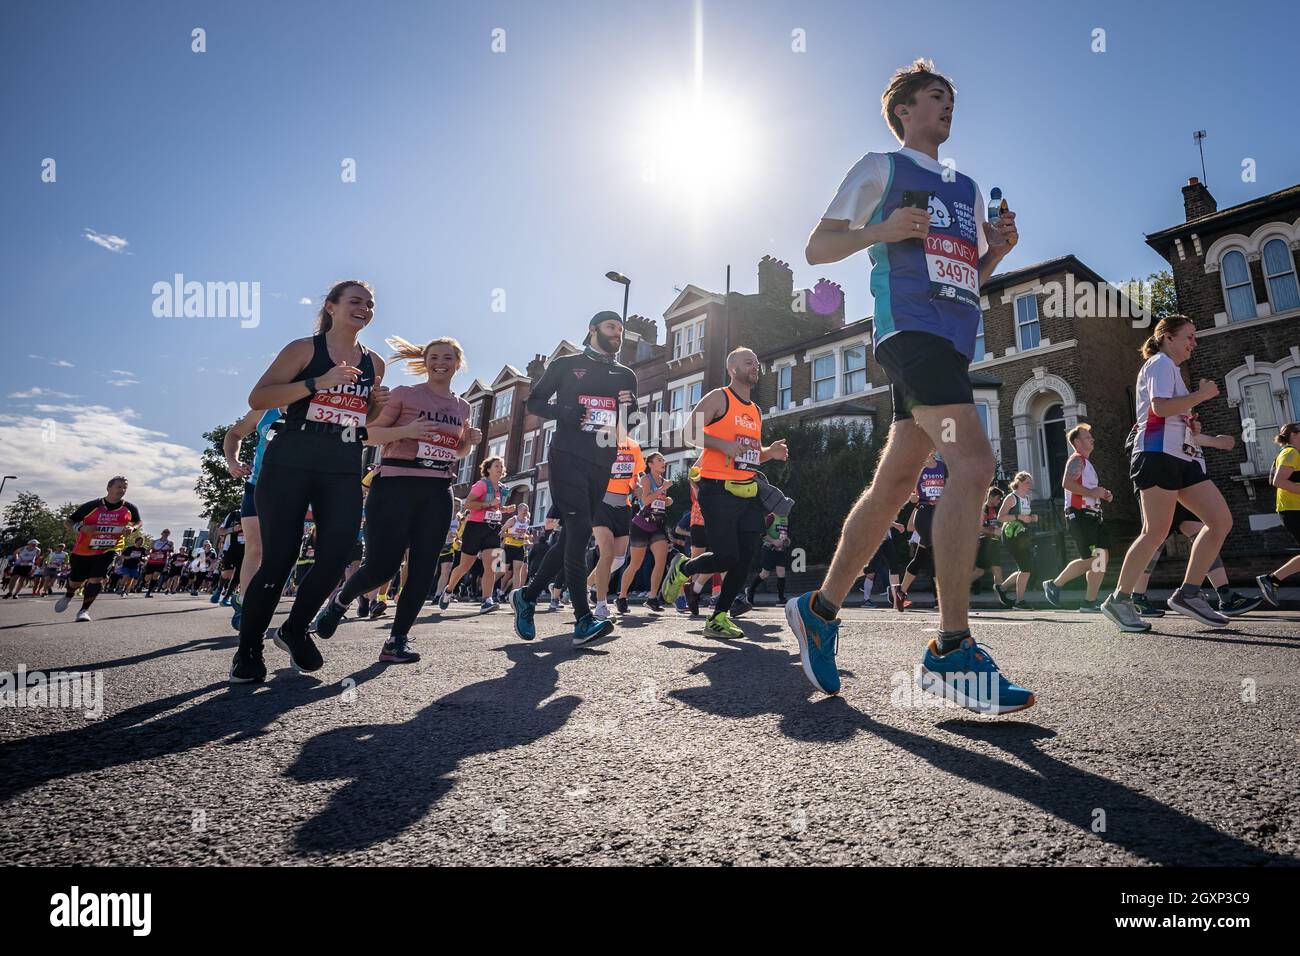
230, 280, 390, 683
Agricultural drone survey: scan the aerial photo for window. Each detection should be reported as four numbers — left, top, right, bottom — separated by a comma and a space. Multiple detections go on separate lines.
488, 437, 507, 466
534, 485, 550, 524
975, 402, 991, 438
1015, 294, 1040, 351
1241, 376, 1282, 474
457, 453, 474, 486
669, 387, 685, 432
1262, 238, 1300, 314
520, 435, 534, 471
974, 316, 986, 362
843, 345, 867, 395
492, 387, 513, 421
688, 380, 703, 408
1289, 372, 1300, 427
652, 396, 663, 442
541, 425, 554, 463
1221, 250, 1256, 322
812, 354, 836, 402
470, 402, 482, 428
777, 365, 793, 410
671, 318, 706, 359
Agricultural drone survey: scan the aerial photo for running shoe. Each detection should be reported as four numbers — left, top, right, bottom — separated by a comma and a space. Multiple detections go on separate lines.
784, 593, 840, 696
548, 598, 561, 612
271, 626, 324, 673
369, 600, 388, 620
1167, 590, 1230, 627
992, 582, 1013, 608
646, 597, 665, 612
480, 597, 498, 613
379, 635, 421, 664
1011, 601, 1032, 611
1042, 580, 1063, 608
229, 645, 266, 684
313, 599, 346, 639
593, 603, 610, 621
730, 597, 752, 617
675, 594, 688, 612
1132, 592, 1164, 617
572, 613, 615, 647
1101, 594, 1152, 632
358, 596, 371, 617
145, 592, 154, 599
1077, 598, 1103, 614
54, 594, 70, 614
685, 585, 701, 617
75, 609, 91, 622
744, 587, 756, 606
917, 638, 1036, 715
704, 611, 744, 639
660, 553, 689, 605
437, 590, 450, 611
1255, 574, 1280, 608
1217, 592, 1262, 616
209, 589, 221, 604
510, 589, 536, 641
616, 597, 629, 614
889, 584, 905, 612
220, 593, 232, 607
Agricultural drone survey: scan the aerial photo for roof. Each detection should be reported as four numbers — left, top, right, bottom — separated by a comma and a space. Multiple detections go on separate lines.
980, 255, 1108, 293
758, 317, 873, 361
1144, 183, 1300, 254
968, 370, 1003, 387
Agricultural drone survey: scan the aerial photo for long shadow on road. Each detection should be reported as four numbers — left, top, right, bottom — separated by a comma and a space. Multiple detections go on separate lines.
285, 635, 581, 856
661, 636, 1291, 865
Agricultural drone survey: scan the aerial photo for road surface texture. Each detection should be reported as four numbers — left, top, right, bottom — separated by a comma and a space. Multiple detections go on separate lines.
2, 592, 1297, 866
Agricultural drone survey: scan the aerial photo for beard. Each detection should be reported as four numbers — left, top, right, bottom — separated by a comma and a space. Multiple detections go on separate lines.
594, 329, 622, 354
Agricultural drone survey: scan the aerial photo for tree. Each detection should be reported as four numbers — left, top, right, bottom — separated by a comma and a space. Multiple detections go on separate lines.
1, 492, 77, 554
1125, 269, 1177, 324
194, 423, 255, 522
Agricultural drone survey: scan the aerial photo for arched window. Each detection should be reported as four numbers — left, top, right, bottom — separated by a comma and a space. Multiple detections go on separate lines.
1221, 250, 1257, 322
1262, 238, 1300, 314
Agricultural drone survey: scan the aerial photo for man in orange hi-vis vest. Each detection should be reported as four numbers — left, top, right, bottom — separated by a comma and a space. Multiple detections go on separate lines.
660, 347, 788, 639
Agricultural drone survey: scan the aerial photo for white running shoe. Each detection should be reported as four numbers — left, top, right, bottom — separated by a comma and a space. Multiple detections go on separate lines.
75, 609, 91, 622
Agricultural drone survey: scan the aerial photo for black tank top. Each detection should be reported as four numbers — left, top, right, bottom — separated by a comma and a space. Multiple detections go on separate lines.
264, 334, 377, 475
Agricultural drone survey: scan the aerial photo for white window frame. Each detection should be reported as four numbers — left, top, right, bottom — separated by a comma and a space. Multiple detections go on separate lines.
488, 436, 507, 465
1015, 294, 1041, 352
456, 452, 475, 486
1220, 250, 1256, 323
520, 434, 534, 471
974, 315, 986, 363
1239, 374, 1284, 476
541, 422, 555, 462
492, 387, 513, 421
533, 483, 550, 526
1261, 237, 1300, 315
811, 352, 836, 403
842, 344, 868, 395
777, 364, 793, 410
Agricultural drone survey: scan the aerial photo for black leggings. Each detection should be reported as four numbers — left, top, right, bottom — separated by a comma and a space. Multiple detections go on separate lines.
682, 483, 764, 616
335, 476, 451, 637
523, 450, 607, 620
238, 462, 362, 650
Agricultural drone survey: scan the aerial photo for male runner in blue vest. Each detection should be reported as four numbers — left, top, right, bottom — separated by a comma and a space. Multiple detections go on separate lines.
785, 59, 1033, 714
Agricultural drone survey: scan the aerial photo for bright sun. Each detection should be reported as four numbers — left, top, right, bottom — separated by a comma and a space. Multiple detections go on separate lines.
637, 90, 757, 205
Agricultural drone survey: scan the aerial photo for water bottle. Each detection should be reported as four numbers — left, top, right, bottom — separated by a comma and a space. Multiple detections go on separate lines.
987, 187, 1003, 225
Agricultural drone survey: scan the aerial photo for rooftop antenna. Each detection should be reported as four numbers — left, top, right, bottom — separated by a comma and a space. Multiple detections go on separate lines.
1192, 130, 1208, 187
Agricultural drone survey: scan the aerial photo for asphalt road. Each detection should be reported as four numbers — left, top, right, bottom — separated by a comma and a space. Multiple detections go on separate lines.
2, 591, 1297, 866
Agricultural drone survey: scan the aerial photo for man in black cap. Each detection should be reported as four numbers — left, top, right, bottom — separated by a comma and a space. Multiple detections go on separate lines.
512, 311, 638, 645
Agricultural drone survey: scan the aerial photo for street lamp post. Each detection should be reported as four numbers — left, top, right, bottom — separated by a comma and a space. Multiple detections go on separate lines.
0, 476, 16, 499
605, 271, 630, 322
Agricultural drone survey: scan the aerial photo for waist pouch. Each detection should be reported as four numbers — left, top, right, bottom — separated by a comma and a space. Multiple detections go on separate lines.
723, 479, 758, 499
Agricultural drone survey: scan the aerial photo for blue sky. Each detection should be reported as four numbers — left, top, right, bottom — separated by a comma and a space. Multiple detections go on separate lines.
3, 0, 1298, 530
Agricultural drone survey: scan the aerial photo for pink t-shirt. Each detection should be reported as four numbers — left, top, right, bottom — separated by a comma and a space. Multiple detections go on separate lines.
375, 385, 472, 479
467, 479, 507, 525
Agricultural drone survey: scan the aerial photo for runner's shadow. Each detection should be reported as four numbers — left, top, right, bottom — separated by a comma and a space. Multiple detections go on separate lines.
286, 635, 581, 856
1148, 629, 1300, 649
0, 606, 218, 631
20, 634, 239, 676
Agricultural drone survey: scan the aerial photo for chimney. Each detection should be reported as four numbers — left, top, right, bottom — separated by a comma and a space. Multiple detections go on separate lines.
624, 314, 657, 345
758, 255, 794, 301
1182, 177, 1217, 221
525, 353, 546, 381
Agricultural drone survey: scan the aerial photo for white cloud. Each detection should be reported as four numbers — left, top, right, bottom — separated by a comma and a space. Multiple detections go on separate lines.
216, 368, 239, 376
8, 387, 77, 399
299, 297, 312, 305
107, 379, 140, 387
0, 403, 206, 533
110, 369, 136, 377
28, 354, 75, 368
83, 228, 128, 254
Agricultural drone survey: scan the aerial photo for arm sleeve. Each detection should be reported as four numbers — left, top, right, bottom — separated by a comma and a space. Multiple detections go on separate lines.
1151, 357, 1181, 399
69, 501, 97, 523
127, 503, 141, 523
822, 154, 887, 228
525, 358, 565, 420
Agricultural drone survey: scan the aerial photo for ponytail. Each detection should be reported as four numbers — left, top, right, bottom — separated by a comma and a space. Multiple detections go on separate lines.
1140, 314, 1193, 359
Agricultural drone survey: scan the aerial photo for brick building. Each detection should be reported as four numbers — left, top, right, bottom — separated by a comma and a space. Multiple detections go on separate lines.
1144, 177, 1300, 564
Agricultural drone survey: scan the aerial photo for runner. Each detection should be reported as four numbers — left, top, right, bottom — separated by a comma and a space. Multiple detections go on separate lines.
118, 538, 145, 595
618, 451, 673, 613
55, 476, 141, 621
510, 311, 637, 646
973, 486, 1005, 598
433, 502, 464, 604
783, 59, 1033, 710
37, 543, 70, 597
502, 502, 532, 598
1040, 425, 1113, 612
992, 472, 1038, 609
439, 457, 514, 612
230, 279, 387, 683
1132, 501, 1261, 617
894, 451, 947, 609
223, 406, 281, 628
3, 540, 41, 599
1102, 315, 1232, 632
861, 506, 910, 609
292, 525, 316, 596
680, 467, 714, 616
313, 336, 477, 660
213, 510, 245, 605
142, 529, 174, 596
660, 347, 789, 638
1257, 421, 1300, 606
747, 509, 792, 606
591, 434, 644, 618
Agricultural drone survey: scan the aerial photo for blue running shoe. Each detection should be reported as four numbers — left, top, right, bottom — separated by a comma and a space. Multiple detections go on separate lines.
229, 592, 242, 631
220, 593, 232, 607
511, 588, 536, 641
209, 589, 221, 604
313, 598, 347, 639
918, 637, 1036, 715
572, 613, 615, 647
784, 592, 840, 696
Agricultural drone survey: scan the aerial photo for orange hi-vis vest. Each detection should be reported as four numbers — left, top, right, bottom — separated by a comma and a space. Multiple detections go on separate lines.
607, 436, 645, 497
699, 387, 762, 482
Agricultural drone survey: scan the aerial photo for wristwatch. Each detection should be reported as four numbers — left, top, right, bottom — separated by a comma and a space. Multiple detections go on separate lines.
304, 377, 318, 395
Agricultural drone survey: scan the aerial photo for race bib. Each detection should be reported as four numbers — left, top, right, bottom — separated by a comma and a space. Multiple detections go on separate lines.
579, 395, 617, 433
651, 498, 667, 512
485, 510, 502, 524
306, 391, 368, 428
735, 435, 761, 469
924, 235, 980, 308
90, 537, 118, 550
611, 454, 636, 478
417, 430, 460, 464
1019, 497, 1031, 515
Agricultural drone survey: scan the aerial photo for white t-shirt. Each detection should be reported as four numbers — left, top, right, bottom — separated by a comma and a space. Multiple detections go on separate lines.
822, 147, 990, 259
1133, 353, 1195, 461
